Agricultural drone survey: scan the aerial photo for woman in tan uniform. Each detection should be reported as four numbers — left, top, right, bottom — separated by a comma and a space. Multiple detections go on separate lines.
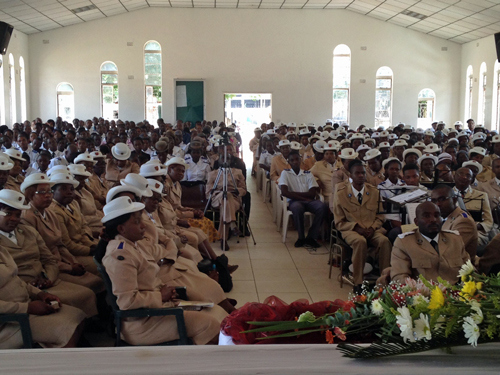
48, 172, 99, 275
20, 173, 104, 295
105, 143, 140, 189
101, 197, 225, 345
0, 189, 97, 318
69, 164, 104, 237
3, 149, 25, 193
86, 151, 108, 211
0, 246, 85, 348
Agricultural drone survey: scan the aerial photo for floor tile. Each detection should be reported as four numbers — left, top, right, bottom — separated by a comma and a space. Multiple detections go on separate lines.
227, 280, 257, 294
226, 292, 259, 307
231, 267, 254, 281
251, 257, 296, 270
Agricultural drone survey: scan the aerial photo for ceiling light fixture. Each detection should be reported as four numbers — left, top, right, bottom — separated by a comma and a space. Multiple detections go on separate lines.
400, 9, 427, 20
70, 5, 97, 14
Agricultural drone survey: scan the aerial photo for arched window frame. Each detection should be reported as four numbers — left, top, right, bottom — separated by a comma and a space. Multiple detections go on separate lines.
8, 53, 15, 124
56, 82, 74, 121
375, 66, 393, 128
417, 88, 436, 128
465, 65, 473, 120
144, 41, 162, 122
332, 44, 351, 124
492, 60, 500, 131
478, 62, 487, 125
19, 56, 26, 122
100, 61, 119, 120
0, 56, 5, 125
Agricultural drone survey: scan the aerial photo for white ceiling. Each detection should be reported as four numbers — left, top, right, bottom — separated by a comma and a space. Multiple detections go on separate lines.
0, 0, 499, 43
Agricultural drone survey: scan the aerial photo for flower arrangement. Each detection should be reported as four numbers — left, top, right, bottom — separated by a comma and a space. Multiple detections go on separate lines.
239, 261, 500, 358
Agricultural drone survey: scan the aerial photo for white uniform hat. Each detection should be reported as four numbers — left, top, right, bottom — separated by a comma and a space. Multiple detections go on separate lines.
364, 149, 381, 161
462, 160, 483, 174
49, 171, 79, 188
378, 141, 390, 149
266, 129, 276, 135
382, 157, 402, 169
418, 153, 438, 166
111, 143, 131, 161
140, 163, 166, 177
403, 148, 422, 159
146, 179, 165, 196
290, 141, 302, 151
320, 131, 330, 140
400, 134, 410, 141
424, 130, 434, 137
74, 152, 97, 165
491, 135, 500, 144
472, 133, 486, 142
20, 173, 54, 194
0, 189, 30, 210
47, 165, 70, 177
278, 140, 291, 148
469, 147, 487, 157
102, 196, 145, 223
0, 153, 13, 170
423, 143, 440, 154
393, 139, 408, 147
4, 149, 26, 162
458, 131, 469, 138
299, 128, 311, 136
90, 151, 105, 159
323, 141, 339, 152
356, 144, 371, 153
313, 140, 326, 153
68, 164, 91, 177
120, 173, 153, 197
165, 157, 189, 168
416, 128, 425, 135
414, 141, 426, 148
106, 185, 143, 204
339, 148, 358, 160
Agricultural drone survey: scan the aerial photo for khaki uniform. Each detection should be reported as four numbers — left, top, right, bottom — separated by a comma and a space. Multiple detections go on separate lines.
302, 156, 316, 171
442, 206, 478, 259
270, 154, 290, 182
332, 181, 392, 285
1, 224, 97, 317
302, 145, 314, 161
455, 186, 494, 247
21, 206, 104, 294
103, 236, 226, 345
330, 166, 350, 210
206, 168, 247, 237
310, 160, 335, 203
104, 159, 140, 190
366, 168, 385, 187
4, 175, 24, 193
249, 137, 260, 173
87, 173, 108, 211
477, 233, 500, 274
49, 200, 98, 274
420, 174, 433, 183
0, 248, 85, 349
477, 165, 495, 183
391, 228, 470, 285
483, 153, 499, 168
477, 177, 500, 208
75, 187, 104, 235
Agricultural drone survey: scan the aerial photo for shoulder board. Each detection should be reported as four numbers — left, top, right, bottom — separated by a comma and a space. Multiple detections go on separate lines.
336, 182, 347, 191
117, 242, 124, 249
379, 181, 386, 185
284, 168, 291, 171
398, 231, 415, 239
461, 212, 469, 218
304, 170, 311, 174
442, 229, 460, 235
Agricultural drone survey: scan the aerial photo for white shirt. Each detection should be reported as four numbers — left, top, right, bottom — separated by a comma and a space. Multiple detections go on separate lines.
420, 233, 440, 252
0, 229, 17, 245
278, 168, 318, 201
172, 145, 185, 158
378, 178, 406, 221
183, 155, 211, 182
351, 185, 365, 202
48, 154, 69, 169
259, 151, 275, 168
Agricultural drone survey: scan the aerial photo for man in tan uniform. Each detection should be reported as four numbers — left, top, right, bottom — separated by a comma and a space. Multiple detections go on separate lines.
430, 184, 478, 259
309, 141, 338, 204
3, 149, 25, 193
86, 151, 108, 211
364, 149, 385, 187
332, 160, 392, 291
477, 157, 500, 209
270, 140, 291, 182
331, 148, 357, 203
482, 134, 500, 168
391, 202, 470, 285
105, 143, 140, 189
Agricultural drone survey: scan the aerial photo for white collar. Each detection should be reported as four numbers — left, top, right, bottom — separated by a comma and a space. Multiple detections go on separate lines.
421, 232, 440, 245
495, 177, 500, 186
351, 184, 365, 197
0, 228, 16, 240
384, 178, 404, 186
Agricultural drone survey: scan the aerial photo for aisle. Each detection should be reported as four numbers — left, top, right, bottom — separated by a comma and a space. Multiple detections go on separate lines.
216, 172, 351, 306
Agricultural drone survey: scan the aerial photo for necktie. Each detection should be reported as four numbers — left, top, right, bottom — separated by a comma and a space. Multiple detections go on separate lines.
357, 192, 363, 205
8, 233, 13, 238
460, 191, 466, 198
430, 240, 439, 253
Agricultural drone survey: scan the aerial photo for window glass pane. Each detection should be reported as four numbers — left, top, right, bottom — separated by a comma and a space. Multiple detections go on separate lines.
376, 66, 393, 76
333, 55, 350, 89
375, 90, 391, 120
145, 41, 161, 51
57, 83, 73, 92
231, 100, 241, 108
376, 79, 391, 89
333, 44, 350, 55
244, 99, 261, 108
101, 62, 117, 71
418, 89, 435, 99
101, 73, 118, 84
332, 90, 348, 122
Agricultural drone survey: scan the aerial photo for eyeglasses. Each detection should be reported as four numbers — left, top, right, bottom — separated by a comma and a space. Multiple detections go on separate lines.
429, 196, 453, 203
35, 190, 53, 196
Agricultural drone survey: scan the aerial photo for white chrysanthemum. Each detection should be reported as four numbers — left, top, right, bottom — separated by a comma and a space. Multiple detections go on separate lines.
414, 313, 432, 341
396, 306, 415, 343
411, 294, 429, 306
433, 315, 446, 332
469, 300, 483, 324
458, 260, 475, 279
463, 316, 480, 347
371, 299, 384, 316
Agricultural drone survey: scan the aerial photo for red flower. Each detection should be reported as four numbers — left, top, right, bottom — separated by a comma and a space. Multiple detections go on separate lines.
334, 327, 346, 341
325, 330, 334, 344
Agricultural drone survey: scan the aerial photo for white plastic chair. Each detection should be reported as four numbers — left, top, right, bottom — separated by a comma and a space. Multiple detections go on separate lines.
260, 169, 270, 203
281, 195, 324, 243
255, 163, 262, 193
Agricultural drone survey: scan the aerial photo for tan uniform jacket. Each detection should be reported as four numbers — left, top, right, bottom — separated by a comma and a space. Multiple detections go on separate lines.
87, 173, 108, 211
206, 168, 247, 201
270, 154, 290, 182
442, 206, 478, 259
483, 153, 499, 168
4, 175, 24, 193
302, 156, 316, 171
459, 187, 494, 234
477, 178, 500, 208
366, 168, 385, 187
104, 159, 140, 189
477, 165, 495, 183
164, 174, 194, 219
249, 137, 259, 153
309, 160, 335, 201
420, 174, 433, 183
331, 166, 350, 196
75, 187, 104, 232
49, 200, 97, 256
332, 181, 384, 231
391, 229, 470, 285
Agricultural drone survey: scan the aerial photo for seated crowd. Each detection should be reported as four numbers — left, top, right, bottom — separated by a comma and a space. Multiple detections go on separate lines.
1, 116, 500, 348
249, 119, 500, 293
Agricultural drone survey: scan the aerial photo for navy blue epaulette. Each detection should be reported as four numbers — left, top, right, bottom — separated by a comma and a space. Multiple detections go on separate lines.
304, 170, 311, 174
117, 242, 124, 249
462, 212, 468, 218
284, 168, 291, 171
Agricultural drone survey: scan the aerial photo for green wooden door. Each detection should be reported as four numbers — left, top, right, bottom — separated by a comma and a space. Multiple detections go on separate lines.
175, 80, 204, 124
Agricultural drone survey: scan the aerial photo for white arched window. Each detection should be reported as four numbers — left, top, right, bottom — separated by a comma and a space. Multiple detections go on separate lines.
478, 62, 487, 125
8, 53, 15, 124
492, 60, 500, 131
56, 83, 74, 121
417, 89, 436, 128
465, 65, 473, 120
19, 56, 26, 122
332, 44, 351, 124
0, 56, 5, 125
375, 66, 393, 128
100, 61, 118, 120
144, 41, 162, 122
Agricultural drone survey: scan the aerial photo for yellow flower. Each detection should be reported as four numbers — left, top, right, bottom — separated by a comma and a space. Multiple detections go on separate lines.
428, 287, 445, 310
460, 281, 478, 300
476, 282, 483, 290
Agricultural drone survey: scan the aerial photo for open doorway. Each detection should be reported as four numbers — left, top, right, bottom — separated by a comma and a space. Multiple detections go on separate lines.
224, 93, 272, 168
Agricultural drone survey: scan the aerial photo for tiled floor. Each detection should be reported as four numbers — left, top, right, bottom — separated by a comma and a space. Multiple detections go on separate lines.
215, 173, 351, 306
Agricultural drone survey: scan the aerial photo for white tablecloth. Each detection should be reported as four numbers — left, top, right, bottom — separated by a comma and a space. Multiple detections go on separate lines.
1, 343, 500, 374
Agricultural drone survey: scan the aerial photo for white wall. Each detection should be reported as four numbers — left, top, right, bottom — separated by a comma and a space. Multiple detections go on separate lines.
27, 7, 462, 128
460, 35, 498, 130
1, 29, 29, 125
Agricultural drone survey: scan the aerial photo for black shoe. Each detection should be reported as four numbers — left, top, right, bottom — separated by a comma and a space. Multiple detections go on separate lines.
305, 237, 321, 248
294, 238, 306, 248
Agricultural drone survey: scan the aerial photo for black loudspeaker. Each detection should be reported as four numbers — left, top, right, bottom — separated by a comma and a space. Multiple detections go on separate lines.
495, 32, 500, 63
0, 22, 13, 55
